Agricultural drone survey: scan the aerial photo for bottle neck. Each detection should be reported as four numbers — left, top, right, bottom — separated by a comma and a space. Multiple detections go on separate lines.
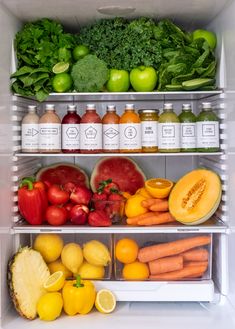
163, 109, 173, 113
46, 109, 55, 113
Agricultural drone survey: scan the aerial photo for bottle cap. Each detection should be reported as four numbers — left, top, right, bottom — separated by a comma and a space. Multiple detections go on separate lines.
202, 102, 212, 110
182, 104, 192, 110
67, 105, 77, 112
86, 104, 96, 110
138, 109, 159, 114
163, 103, 173, 110
45, 104, 55, 110
125, 104, 135, 110
28, 105, 37, 112
107, 105, 116, 111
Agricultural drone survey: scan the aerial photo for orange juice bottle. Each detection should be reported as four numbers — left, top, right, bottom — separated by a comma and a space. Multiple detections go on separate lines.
102, 105, 120, 153
119, 104, 141, 153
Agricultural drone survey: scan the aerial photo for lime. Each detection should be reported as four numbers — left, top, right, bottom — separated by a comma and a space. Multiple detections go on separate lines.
73, 45, 90, 61
52, 73, 73, 93
192, 29, 217, 49
52, 62, 70, 74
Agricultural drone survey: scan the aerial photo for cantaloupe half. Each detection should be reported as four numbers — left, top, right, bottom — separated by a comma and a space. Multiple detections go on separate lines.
169, 169, 222, 225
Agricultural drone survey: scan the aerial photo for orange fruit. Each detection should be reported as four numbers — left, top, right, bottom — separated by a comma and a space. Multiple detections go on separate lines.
122, 261, 149, 280
115, 238, 139, 264
145, 178, 173, 199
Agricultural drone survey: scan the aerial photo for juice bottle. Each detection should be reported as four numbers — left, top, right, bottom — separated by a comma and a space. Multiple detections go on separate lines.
102, 105, 120, 153
39, 104, 61, 153
21, 105, 39, 153
197, 102, 220, 152
119, 104, 141, 153
158, 103, 180, 153
80, 104, 102, 154
179, 104, 196, 152
62, 105, 81, 153
138, 109, 159, 153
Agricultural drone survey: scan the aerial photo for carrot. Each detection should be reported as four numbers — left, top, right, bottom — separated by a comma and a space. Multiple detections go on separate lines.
149, 264, 208, 281
138, 235, 211, 263
149, 255, 183, 275
181, 248, 209, 262
149, 200, 169, 212
126, 212, 161, 225
185, 261, 208, 268
141, 198, 165, 208
137, 212, 176, 226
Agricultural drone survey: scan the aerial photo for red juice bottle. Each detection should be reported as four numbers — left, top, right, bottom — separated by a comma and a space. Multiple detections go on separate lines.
62, 105, 81, 153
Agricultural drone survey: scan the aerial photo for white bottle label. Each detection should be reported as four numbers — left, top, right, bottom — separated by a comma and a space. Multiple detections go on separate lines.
197, 121, 219, 148
22, 124, 39, 150
181, 123, 196, 149
103, 124, 119, 150
62, 124, 80, 150
158, 123, 180, 149
141, 121, 158, 147
120, 123, 141, 150
80, 123, 102, 150
39, 123, 61, 150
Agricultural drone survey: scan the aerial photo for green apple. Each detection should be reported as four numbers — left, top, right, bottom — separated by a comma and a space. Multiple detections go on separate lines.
192, 29, 217, 50
130, 66, 158, 92
106, 69, 130, 92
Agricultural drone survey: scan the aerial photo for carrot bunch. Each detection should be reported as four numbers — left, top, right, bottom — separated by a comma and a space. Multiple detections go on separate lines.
126, 197, 176, 226
138, 235, 211, 280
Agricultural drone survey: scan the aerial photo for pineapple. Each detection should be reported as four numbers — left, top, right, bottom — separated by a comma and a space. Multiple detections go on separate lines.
8, 246, 50, 320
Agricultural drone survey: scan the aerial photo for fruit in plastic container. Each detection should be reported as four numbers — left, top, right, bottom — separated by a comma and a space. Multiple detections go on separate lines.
47, 259, 72, 279
61, 243, 83, 274
122, 261, 149, 280
33, 234, 64, 263
76, 261, 105, 279
115, 238, 139, 264
83, 240, 111, 266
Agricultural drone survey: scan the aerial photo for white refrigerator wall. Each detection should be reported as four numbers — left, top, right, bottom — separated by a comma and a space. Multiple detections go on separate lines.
207, 0, 235, 308
0, 3, 21, 324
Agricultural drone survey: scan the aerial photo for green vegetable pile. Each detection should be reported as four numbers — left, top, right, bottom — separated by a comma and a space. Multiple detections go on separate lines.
11, 17, 217, 101
11, 18, 76, 101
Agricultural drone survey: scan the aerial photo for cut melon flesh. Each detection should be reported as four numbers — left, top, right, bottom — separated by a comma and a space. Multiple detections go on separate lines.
169, 169, 222, 225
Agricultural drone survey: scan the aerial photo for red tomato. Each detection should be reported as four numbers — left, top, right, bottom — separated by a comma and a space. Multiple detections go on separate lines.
45, 205, 68, 226
47, 185, 69, 205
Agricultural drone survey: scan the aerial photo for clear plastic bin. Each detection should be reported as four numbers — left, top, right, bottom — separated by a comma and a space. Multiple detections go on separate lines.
114, 233, 212, 281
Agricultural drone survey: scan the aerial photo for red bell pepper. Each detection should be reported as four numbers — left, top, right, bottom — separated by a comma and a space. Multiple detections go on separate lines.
18, 178, 48, 225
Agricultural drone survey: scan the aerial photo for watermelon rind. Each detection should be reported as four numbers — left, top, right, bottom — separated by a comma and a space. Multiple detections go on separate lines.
36, 162, 89, 187
90, 157, 146, 194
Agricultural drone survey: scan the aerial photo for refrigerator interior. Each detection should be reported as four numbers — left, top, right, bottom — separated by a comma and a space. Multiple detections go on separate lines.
1, 0, 235, 328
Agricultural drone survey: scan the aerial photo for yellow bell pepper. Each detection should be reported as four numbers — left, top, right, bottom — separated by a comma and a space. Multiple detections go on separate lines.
62, 275, 96, 315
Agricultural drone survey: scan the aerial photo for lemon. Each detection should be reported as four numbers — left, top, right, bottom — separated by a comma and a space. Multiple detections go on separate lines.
44, 271, 65, 292
48, 259, 72, 279
52, 62, 70, 74
61, 243, 83, 274
33, 234, 64, 263
76, 261, 105, 279
52, 73, 73, 93
37, 292, 63, 321
136, 187, 152, 198
145, 178, 173, 199
95, 289, 116, 314
83, 240, 111, 266
122, 261, 149, 281
125, 194, 148, 218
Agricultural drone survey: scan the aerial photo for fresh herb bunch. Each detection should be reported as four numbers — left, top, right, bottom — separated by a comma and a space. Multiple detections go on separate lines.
71, 55, 109, 92
11, 18, 76, 101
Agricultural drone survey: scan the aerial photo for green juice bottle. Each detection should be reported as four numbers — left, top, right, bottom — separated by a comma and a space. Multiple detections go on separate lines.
179, 104, 196, 152
158, 103, 180, 153
197, 102, 220, 152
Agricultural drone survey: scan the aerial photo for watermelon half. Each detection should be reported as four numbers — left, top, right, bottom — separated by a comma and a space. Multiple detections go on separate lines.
36, 163, 89, 187
90, 157, 146, 194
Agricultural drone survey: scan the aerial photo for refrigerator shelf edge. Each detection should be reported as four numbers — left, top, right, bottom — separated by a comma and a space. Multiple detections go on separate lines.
11, 220, 228, 234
